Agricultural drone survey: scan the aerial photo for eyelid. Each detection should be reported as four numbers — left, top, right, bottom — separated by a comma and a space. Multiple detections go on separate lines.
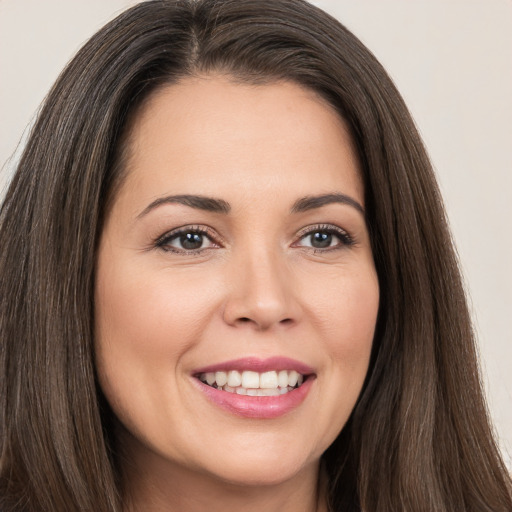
155, 225, 223, 253
293, 223, 355, 250
152, 223, 354, 254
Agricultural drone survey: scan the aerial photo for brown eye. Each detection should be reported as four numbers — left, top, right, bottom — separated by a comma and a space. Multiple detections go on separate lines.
309, 231, 333, 248
179, 232, 205, 250
295, 225, 354, 251
157, 228, 216, 252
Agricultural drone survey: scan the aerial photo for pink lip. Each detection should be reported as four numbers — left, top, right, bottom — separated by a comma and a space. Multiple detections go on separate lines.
193, 375, 315, 419
192, 356, 314, 375
191, 356, 316, 419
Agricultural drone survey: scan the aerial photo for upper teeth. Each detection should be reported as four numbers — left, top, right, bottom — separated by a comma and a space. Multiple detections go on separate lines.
199, 370, 304, 390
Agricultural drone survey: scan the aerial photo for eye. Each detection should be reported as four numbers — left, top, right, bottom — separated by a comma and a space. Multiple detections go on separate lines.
156, 227, 218, 253
295, 225, 353, 251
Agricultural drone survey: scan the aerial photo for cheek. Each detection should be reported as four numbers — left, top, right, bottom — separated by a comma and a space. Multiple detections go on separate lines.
327, 270, 378, 375
302, 262, 379, 350
95, 260, 217, 358
301, 264, 378, 441
93, 257, 225, 448
93, 256, 221, 421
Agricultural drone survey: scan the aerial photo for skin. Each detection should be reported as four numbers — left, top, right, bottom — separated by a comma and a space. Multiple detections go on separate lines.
95, 76, 379, 512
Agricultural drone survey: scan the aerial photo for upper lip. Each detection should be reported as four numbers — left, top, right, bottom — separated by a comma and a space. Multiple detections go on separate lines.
192, 356, 315, 376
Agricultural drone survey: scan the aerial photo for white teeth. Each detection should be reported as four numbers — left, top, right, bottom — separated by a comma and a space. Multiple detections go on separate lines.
227, 370, 242, 387
215, 371, 228, 387
217, 384, 295, 395
260, 388, 280, 396
260, 371, 278, 389
278, 370, 289, 388
241, 371, 260, 389
288, 370, 299, 387
199, 369, 307, 395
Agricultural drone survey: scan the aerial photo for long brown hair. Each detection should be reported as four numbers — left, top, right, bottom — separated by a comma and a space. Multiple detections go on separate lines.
1, 1, 510, 510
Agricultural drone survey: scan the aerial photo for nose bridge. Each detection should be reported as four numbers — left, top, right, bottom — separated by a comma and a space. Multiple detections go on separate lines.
223, 239, 298, 330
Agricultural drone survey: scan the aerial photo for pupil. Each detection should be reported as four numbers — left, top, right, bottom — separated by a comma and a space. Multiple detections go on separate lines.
180, 232, 203, 250
311, 231, 332, 248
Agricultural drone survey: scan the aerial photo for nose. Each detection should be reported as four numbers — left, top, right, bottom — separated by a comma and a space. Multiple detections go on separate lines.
222, 248, 301, 331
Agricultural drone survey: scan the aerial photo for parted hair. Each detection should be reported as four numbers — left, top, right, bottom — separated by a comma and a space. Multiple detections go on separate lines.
1, 1, 511, 510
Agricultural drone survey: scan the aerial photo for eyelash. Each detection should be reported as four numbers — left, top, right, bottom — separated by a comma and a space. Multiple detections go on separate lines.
155, 225, 220, 254
155, 224, 354, 254
294, 224, 355, 253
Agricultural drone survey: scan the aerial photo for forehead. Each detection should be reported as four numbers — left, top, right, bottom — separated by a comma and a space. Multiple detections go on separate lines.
115, 75, 363, 212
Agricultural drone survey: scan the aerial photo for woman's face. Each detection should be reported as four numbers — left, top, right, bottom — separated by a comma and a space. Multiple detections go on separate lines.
95, 77, 379, 488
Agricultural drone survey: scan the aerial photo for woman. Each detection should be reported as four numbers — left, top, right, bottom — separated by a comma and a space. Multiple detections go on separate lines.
0, 0, 510, 510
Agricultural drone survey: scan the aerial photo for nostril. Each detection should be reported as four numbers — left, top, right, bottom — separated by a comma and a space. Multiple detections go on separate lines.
235, 316, 293, 326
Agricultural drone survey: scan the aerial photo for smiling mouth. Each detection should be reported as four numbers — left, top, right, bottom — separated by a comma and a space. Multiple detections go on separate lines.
197, 369, 306, 396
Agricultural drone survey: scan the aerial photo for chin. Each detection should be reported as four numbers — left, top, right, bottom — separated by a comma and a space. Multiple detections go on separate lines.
206, 457, 317, 488
189, 438, 323, 488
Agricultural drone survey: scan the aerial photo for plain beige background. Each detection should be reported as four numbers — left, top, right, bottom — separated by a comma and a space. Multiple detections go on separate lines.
1, 0, 510, 469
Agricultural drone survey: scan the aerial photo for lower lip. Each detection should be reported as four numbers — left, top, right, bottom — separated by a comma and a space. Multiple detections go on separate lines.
194, 377, 315, 419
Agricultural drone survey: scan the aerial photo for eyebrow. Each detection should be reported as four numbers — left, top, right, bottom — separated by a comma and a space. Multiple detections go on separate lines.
137, 194, 231, 218
137, 192, 364, 219
291, 193, 365, 215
